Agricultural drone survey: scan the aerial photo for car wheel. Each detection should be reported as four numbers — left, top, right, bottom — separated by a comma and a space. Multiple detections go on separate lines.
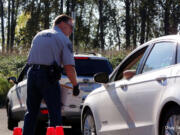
160, 106, 180, 135
7, 103, 18, 130
82, 109, 97, 135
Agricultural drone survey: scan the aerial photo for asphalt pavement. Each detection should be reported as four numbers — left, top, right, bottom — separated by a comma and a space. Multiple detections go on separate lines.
0, 108, 20, 135
0, 108, 81, 135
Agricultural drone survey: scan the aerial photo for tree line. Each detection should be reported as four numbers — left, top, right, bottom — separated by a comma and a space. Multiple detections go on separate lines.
0, 0, 180, 53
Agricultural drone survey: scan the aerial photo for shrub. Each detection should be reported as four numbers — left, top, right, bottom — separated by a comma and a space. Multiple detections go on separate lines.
0, 53, 27, 107
0, 74, 12, 107
106, 49, 131, 68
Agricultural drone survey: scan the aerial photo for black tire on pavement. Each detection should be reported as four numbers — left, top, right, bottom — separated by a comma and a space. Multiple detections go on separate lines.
160, 106, 180, 135
8, 117, 18, 130
82, 109, 97, 135
7, 104, 18, 130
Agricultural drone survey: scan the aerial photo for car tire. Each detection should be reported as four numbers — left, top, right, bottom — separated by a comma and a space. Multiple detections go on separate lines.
7, 103, 18, 130
82, 109, 97, 135
160, 106, 180, 135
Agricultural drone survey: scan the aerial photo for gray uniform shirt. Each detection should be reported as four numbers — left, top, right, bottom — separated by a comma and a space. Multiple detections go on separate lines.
27, 26, 75, 66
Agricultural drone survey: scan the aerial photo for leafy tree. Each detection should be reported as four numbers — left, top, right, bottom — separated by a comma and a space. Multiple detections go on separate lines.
131, 0, 138, 48
15, 12, 30, 48
7, 0, 11, 52
1, 0, 180, 52
158, 0, 180, 35
110, 0, 121, 50
0, 0, 5, 53
124, 0, 131, 48
98, 0, 105, 50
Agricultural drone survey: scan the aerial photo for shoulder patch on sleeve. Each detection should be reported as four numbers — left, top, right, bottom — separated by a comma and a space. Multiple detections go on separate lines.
67, 43, 73, 53
42, 33, 52, 37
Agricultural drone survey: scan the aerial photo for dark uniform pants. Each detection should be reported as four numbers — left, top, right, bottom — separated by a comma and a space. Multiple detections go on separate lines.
23, 67, 62, 135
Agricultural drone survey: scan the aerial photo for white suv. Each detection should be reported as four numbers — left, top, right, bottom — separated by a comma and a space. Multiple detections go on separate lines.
81, 35, 180, 135
6, 54, 113, 133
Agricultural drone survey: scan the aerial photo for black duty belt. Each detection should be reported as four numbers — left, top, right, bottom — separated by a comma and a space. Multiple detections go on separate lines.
30, 64, 50, 70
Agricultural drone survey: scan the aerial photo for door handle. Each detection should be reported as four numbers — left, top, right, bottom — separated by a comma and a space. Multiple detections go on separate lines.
117, 84, 127, 91
156, 76, 167, 81
121, 84, 128, 91
156, 76, 167, 85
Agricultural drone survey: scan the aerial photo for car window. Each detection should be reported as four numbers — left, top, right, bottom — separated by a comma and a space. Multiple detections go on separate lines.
177, 44, 180, 63
142, 42, 176, 73
17, 64, 29, 82
62, 59, 113, 77
110, 46, 148, 81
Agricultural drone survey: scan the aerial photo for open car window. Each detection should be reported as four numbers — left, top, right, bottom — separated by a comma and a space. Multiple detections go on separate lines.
110, 46, 148, 82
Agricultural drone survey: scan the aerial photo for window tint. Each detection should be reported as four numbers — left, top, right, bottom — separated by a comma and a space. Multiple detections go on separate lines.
142, 42, 176, 73
177, 45, 180, 63
62, 59, 113, 76
17, 64, 29, 82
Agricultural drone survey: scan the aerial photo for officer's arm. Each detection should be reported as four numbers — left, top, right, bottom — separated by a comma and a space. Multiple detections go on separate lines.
64, 65, 77, 86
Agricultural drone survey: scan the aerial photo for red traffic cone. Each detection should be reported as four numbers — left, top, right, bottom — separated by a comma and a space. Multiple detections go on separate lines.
13, 127, 22, 135
46, 127, 56, 135
56, 126, 64, 135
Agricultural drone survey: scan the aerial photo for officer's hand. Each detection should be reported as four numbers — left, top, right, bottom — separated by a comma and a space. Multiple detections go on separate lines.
73, 84, 80, 96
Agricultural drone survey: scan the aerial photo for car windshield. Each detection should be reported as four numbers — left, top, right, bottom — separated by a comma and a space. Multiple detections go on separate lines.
62, 59, 113, 76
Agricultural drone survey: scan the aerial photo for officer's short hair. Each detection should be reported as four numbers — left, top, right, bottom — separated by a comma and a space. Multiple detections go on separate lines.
53, 14, 73, 26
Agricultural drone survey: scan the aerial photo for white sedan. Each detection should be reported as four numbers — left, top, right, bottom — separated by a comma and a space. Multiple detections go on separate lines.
81, 35, 180, 135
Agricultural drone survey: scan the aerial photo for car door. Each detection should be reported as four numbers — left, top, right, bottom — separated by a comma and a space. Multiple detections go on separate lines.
97, 80, 129, 135
11, 71, 27, 114
124, 41, 177, 135
98, 45, 149, 135
11, 80, 27, 112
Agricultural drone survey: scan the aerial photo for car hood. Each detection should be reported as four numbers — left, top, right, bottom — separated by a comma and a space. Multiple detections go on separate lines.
87, 84, 106, 96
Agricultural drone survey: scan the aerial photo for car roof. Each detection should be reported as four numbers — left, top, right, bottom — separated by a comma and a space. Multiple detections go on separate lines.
110, 34, 180, 77
141, 34, 180, 47
131, 34, 180, 55
151, 34, 180, 42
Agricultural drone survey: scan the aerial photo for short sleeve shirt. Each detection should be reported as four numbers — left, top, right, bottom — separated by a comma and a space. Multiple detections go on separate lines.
27, 26, 75, 66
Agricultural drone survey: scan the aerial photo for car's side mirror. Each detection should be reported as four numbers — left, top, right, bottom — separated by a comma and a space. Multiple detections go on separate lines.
7, 77, 18, 84
123, 70, 136, 80
94, 72, 109, 83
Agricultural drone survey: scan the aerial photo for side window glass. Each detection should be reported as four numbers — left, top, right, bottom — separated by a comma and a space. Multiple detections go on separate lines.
177, 44, 180, 63
23, 74, 27, 80
142, 42, 176, 73
17, 64, 29, 82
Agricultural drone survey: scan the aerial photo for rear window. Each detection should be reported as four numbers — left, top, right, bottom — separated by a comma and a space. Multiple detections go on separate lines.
62, 59, 113, 76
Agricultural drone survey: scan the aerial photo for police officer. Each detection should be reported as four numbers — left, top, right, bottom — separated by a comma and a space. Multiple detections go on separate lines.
23, 14, 80, 135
